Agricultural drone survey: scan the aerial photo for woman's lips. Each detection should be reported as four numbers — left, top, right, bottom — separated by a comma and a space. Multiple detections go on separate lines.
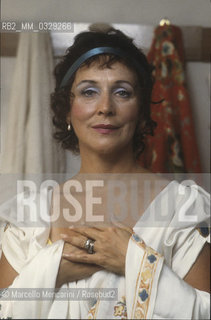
92, 124, 120, 134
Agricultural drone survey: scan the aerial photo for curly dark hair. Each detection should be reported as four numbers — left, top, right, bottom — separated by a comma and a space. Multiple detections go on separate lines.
50, 27, 156, 159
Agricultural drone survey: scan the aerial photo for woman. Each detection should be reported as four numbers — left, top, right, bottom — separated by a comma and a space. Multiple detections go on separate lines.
0, 27, 210, 319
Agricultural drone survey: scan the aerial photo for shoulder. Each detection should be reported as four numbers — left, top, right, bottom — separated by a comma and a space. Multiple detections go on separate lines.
171, 180, 210, 228
0, 190, 51, 260
165, 180, 210, 278
0, 190, 51, 228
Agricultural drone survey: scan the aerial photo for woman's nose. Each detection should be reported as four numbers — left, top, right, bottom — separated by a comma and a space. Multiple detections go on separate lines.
97, 92, 115, 115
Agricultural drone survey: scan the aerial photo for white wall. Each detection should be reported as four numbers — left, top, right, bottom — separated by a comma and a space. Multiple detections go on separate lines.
186, 63, 210, 174
2, 0, 211, 27
0, 58, 16, 158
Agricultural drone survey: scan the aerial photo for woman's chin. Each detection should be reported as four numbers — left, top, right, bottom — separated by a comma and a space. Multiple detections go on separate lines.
90, 143, 130, 158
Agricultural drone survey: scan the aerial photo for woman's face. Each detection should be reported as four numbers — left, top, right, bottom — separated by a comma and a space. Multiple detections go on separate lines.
68, 58, 141, 156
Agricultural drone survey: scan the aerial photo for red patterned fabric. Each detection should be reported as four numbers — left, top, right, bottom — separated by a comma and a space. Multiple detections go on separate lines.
139, 25, 201, 173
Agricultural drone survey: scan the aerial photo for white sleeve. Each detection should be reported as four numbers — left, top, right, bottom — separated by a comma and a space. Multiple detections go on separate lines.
0, 191, 66, 319
0, 240, 64, 319
164, 182, 210, 279
125, 233, 210, 320
0, 191, 51, 273
153, 262, 210, 319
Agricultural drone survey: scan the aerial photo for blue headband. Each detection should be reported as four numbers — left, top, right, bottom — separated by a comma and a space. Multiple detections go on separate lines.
59, 46, 146, 88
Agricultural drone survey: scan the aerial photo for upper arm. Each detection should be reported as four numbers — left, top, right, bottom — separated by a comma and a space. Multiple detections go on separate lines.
0, 251, 18, 288
184, 242, 210, 293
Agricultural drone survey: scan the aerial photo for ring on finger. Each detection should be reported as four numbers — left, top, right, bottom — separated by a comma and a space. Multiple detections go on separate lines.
84, 239, 92, 250
87, 240, 95, 254
84, 238, 95, 254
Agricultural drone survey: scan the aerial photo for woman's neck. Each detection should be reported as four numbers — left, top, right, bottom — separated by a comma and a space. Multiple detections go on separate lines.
79, 148, 141, 174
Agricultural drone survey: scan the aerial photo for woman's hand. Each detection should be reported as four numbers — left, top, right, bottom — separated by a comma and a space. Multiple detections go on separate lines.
56, 242, 102, 288
61, 225, 133, 276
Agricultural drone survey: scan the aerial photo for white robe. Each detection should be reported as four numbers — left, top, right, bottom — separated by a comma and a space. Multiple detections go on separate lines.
0, 180, 210, 319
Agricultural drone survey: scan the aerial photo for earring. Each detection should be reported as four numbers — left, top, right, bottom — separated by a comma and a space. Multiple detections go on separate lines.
67, 124, 71, 131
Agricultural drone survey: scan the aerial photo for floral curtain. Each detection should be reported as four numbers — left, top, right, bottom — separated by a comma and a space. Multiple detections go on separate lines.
139, 24, 201, 173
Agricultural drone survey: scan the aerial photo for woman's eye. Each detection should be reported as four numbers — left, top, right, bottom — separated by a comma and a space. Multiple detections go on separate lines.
114, 88, 131, 98
81, 88, 98, 97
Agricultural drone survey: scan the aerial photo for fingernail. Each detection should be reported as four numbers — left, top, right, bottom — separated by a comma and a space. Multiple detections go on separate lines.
63, 253, 73, 259
60, 233, 67, 238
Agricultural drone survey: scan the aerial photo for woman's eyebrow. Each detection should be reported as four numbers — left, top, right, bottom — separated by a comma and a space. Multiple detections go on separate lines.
114, 80, 135, 87
76, 79, 135, 86
76, 80, 97, 88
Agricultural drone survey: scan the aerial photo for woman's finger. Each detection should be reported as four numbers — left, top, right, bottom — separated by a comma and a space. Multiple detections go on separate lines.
62, 251, 100, 265
111, 221, 133, 234
60, 233, 88, 249
71, 227, 103, 240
